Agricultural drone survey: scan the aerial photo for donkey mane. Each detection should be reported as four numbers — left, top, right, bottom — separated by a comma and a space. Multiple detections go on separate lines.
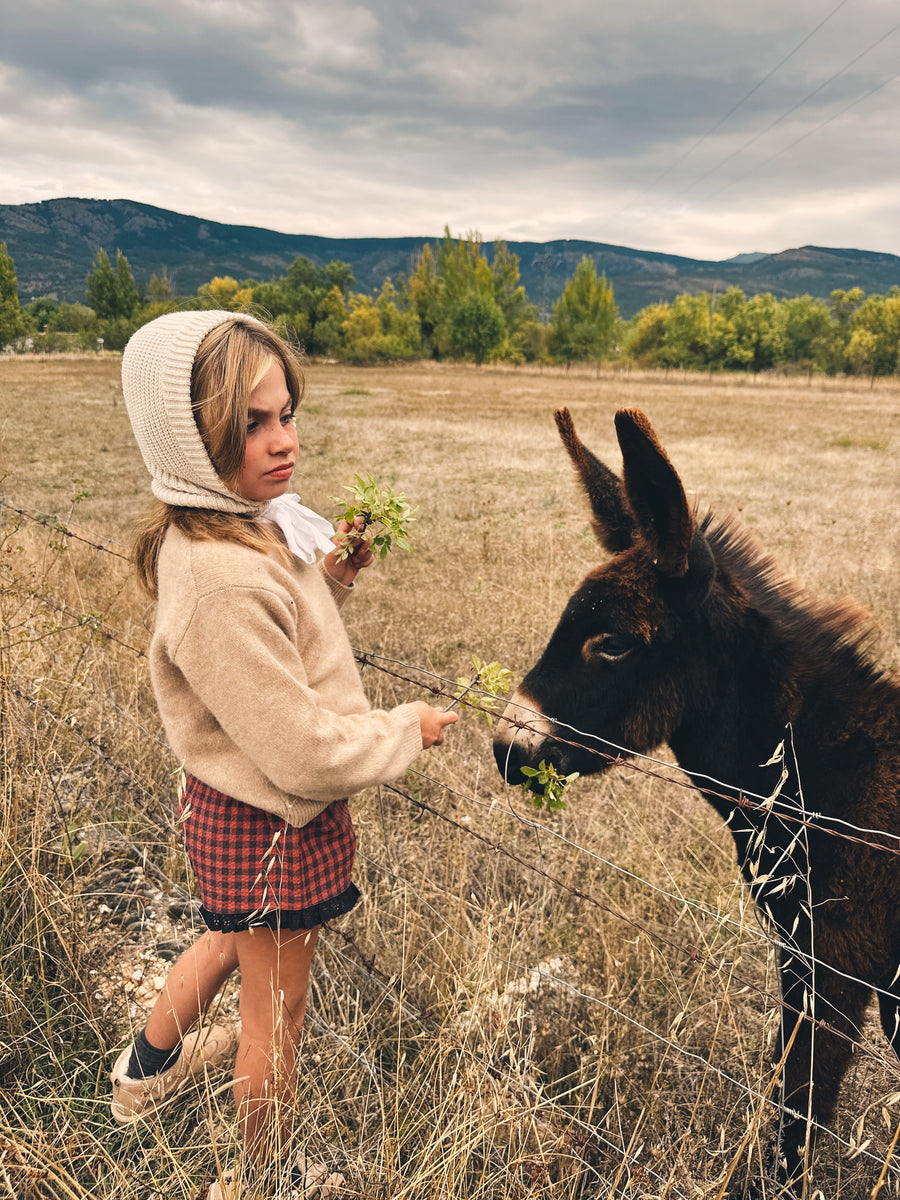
702, 509, 898, 705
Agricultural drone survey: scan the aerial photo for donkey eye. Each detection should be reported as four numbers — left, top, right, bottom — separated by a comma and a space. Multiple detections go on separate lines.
583, 632, 636, 662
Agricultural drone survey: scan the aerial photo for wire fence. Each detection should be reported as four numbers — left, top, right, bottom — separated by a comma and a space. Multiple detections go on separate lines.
3, 495, 900, 1187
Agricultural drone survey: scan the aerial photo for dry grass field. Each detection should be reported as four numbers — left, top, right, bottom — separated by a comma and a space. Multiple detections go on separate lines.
1, 355, 898, 1199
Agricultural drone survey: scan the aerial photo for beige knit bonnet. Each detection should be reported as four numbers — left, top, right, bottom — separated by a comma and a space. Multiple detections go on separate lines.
122, 309, 267, 515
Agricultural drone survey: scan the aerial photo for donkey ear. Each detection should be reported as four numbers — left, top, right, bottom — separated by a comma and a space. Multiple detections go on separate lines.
614, 408, 694, 577
554, 408, 634, 554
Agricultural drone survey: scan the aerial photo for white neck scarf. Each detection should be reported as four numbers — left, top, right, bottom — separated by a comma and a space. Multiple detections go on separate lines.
260, 494, 336, 564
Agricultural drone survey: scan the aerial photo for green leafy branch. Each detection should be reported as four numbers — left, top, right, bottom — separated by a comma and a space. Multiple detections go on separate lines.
519, 760, 580, 812
450, 655, 513, 728
332, 474, 416, 561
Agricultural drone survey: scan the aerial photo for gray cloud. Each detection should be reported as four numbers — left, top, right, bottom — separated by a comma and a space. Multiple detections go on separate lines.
2, 0, 899, 257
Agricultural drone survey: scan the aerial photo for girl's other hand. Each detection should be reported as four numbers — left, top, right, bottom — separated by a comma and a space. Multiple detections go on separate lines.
414, 702, 459, 748
323, 516, 374, 585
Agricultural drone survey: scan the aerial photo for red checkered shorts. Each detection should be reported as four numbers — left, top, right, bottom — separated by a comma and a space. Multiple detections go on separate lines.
178, 775, 360, 933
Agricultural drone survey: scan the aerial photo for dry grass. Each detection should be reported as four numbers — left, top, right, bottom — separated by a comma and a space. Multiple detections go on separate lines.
1, 356, 899, 1198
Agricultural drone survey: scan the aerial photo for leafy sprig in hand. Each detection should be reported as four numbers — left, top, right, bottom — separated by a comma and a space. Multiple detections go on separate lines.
520, 760, 580, 812
450, 655, 513, 728
332, 474, 415, 562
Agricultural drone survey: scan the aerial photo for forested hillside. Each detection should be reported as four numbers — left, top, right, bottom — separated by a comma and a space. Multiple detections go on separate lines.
3, 225, 900, 379
3, 197, 900, 318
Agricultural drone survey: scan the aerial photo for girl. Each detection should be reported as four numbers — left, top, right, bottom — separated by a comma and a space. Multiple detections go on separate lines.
113, 309, 457, 1198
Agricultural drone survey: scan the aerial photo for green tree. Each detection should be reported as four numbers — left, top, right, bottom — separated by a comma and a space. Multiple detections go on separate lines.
0, 243, 26, 347
820, 286, 865, 374
488, 240, 535, 337
85, 250, 118, 318
447, 291, 506, 365
251, 282, 289, 319
781, 295, 835, 373
845, 328, 879, 379
660, 293, 711, 369
731, 292, 785, 373
517, 319, 551, 364
147, 271, 176, 303
707, 313, 752, 371
847, 292, 900, 377
705, 288, 753, 372
94, 317, 135, 351
406, 228, 539, 362
548, 257, 618, 368
85, 249, 141, 320
409, 243, 443, 356
51, 302, 97, 334
341, 279, 422, 364
622, 302, 670, 366
248, 256, 354, 355
434, 228, 540, 361
114, 250, 141, 318
322, 261, 355, 296
830, 287, 866, 329
284, 256, 318, 294
436, 228, 489, 310
25, 295, 60, 333
311, 286, 348, 357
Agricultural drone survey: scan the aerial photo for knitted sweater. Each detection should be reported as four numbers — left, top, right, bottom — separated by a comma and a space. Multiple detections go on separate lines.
150, 526, 423, 827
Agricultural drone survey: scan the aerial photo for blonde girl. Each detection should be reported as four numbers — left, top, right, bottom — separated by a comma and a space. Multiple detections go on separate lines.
113, 310, 456, 1198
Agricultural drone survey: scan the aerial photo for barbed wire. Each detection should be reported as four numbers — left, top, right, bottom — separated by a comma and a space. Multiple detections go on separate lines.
4, 680, 176, 841
319, 901, 691, 1192
381, 779, 900, 1061
5, 547, 900, 1038
5, 500, 900, 1178
339, 849, 898, 1180
7, 587, 148, 659
356, 648, 900, 858
8, 560, 899, 864
10, 619, 900, 1070
0, 498, 131, 560
7, 709, 898, 1176
5, 506, 900, 980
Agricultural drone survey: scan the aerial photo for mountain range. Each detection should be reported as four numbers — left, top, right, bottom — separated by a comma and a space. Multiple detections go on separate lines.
3, 197, 900, 320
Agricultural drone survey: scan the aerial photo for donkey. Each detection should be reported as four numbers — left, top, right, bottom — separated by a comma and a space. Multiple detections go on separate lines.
493, 407, 900, 1189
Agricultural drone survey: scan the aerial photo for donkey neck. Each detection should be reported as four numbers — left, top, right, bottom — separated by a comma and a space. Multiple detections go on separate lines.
667, 599, 793, 816
666, 532, 895, 825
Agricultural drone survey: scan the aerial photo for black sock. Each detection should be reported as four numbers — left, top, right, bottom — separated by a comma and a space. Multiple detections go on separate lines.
126, 1027, 182, 1078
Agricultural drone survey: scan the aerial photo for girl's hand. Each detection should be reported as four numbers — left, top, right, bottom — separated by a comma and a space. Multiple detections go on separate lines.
323, 516, 375, 585
414, 702, 459, 748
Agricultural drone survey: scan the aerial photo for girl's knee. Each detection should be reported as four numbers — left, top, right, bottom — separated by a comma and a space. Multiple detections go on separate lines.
233, 925, 318, 1039
239, 977, 309, 1040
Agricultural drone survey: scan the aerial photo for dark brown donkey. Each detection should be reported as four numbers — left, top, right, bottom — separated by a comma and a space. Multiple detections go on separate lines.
493, 407, 900, 1190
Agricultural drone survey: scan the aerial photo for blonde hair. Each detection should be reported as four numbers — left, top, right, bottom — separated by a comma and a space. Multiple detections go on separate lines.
133, 317, 305, 596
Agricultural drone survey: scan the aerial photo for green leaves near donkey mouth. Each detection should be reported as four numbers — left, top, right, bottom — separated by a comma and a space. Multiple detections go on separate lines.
520, 760, 580, 812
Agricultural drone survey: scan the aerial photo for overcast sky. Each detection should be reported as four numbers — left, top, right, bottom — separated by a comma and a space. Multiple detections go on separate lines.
2, 0, 899, 260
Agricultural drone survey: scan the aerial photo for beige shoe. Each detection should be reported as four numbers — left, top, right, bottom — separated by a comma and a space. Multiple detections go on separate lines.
110, 1023, 238, 1124
206, 1156, 344, 1200
290, 1158, 345, 1199
205, 1170, 242, 1200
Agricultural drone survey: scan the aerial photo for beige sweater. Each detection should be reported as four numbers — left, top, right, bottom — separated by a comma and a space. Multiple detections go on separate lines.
150, 526, 423, 827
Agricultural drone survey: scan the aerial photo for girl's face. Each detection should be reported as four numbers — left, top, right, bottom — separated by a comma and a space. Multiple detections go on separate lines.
237, 359, 300, 502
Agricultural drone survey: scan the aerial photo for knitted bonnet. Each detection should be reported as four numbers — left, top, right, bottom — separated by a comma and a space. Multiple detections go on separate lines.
122, 309, 268, 515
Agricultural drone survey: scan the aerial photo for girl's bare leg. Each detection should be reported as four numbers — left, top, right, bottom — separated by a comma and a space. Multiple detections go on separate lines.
143, 929, 240, 1049
231, 925, 319, 1161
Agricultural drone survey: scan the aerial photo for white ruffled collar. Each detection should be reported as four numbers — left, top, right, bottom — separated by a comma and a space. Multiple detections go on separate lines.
259, 493, 336, 564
